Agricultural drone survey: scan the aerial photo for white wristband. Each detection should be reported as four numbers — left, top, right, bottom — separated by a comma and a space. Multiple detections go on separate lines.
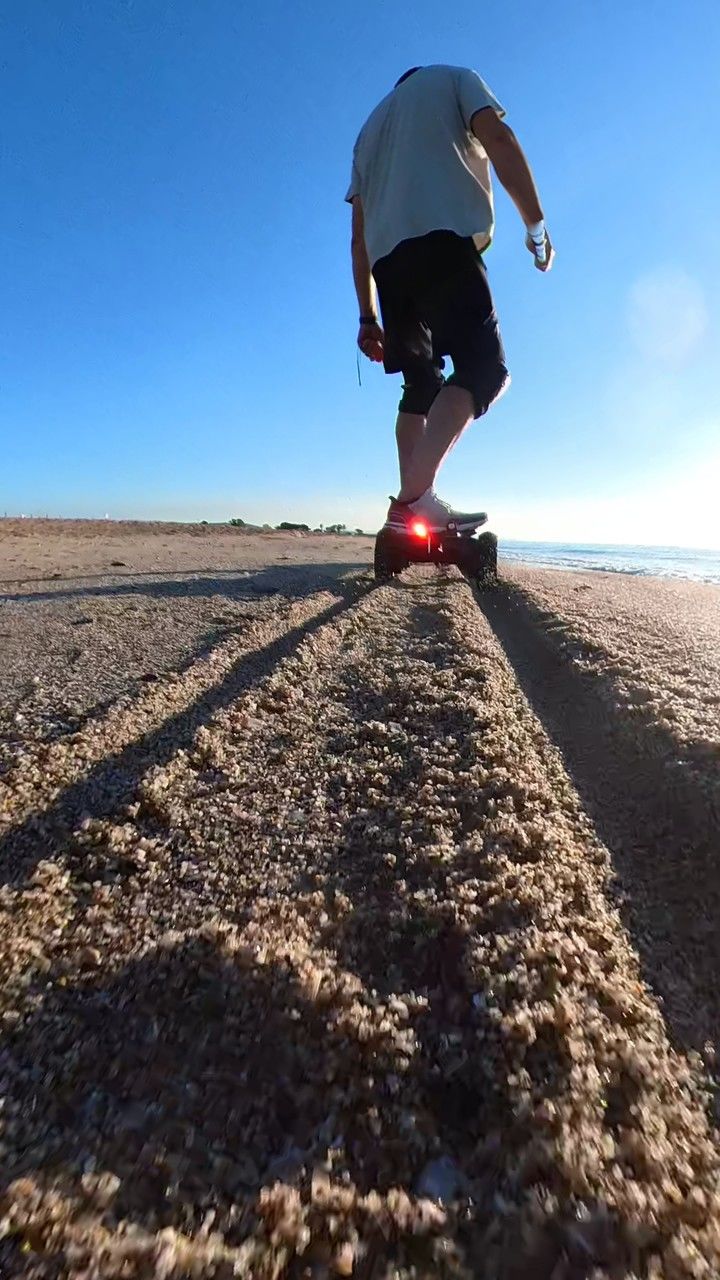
527, 220, 547, 262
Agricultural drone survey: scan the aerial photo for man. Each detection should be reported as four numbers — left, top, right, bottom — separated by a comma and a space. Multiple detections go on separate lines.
346, 64, 553, 532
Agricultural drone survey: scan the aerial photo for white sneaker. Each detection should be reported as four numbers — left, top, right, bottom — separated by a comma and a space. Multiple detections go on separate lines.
385, 489, 487, 534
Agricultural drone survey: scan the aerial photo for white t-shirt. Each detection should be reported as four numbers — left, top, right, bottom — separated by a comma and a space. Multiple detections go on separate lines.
345, 64, 506, 266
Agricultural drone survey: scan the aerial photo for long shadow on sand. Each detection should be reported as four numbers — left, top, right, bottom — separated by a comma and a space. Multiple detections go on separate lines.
477, 581, 720, 1064
0, 582, 369, 888
0, 564, 367, 606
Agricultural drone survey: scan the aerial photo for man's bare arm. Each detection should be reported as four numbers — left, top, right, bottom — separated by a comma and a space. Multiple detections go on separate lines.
350, 198, 384, 361
351, 198, 378, 317
471, 108, 543, 224
471, 108, 553, 270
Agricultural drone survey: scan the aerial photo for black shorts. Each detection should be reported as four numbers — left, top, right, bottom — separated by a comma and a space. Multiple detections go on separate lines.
372, 230, 508, 418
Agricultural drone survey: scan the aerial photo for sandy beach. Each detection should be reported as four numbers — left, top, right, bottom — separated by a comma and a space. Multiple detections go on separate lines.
1, 519, 720, 1278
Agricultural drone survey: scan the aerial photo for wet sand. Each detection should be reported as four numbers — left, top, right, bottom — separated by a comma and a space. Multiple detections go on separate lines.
1, 520, 719, 1277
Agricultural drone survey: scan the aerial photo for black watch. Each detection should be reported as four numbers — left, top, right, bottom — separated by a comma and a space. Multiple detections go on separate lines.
359, 315, 378, 325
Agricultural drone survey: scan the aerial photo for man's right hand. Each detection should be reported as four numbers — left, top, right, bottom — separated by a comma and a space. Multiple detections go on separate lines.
357, 320, 384, 362
526, 229, 555, 272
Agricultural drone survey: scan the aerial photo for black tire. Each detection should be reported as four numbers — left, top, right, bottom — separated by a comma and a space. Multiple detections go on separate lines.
374, 529, 409, 580
461, 531, 498, 586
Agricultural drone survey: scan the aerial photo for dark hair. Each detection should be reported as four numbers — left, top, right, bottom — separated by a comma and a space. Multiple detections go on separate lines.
394, 67, 422, 88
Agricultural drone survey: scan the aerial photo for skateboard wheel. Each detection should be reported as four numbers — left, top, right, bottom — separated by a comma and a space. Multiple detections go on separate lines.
461, 531, 498, 586
374, 528, 409, 580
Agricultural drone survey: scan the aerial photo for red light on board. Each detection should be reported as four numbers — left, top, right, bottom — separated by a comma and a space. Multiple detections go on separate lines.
411, 520, 428, 539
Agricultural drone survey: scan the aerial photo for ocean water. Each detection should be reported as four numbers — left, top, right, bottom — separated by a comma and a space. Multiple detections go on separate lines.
499, 541, 720, 585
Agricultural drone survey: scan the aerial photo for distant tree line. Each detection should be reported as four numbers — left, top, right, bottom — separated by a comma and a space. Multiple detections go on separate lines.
228, 517, 367, 535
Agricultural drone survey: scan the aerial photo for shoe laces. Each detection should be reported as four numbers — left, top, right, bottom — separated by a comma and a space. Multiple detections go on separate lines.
429, 492, 453, 515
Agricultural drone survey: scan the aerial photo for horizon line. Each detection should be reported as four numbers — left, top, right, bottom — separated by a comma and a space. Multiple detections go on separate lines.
1, 514, 718, 555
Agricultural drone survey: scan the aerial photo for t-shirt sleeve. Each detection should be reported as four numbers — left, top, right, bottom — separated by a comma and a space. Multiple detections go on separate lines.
455, 67, 506, 131
344, 154, 361, 203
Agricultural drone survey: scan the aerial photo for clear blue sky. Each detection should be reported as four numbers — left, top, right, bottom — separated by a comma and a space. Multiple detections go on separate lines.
3, 0, 719, 544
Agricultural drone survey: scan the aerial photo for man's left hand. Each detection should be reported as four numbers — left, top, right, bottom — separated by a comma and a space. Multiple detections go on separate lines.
357, 321, 384, 362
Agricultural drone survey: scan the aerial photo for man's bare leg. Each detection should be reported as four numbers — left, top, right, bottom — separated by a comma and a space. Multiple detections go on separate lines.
395, 412, 425, 493
397, 385, 474, 502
